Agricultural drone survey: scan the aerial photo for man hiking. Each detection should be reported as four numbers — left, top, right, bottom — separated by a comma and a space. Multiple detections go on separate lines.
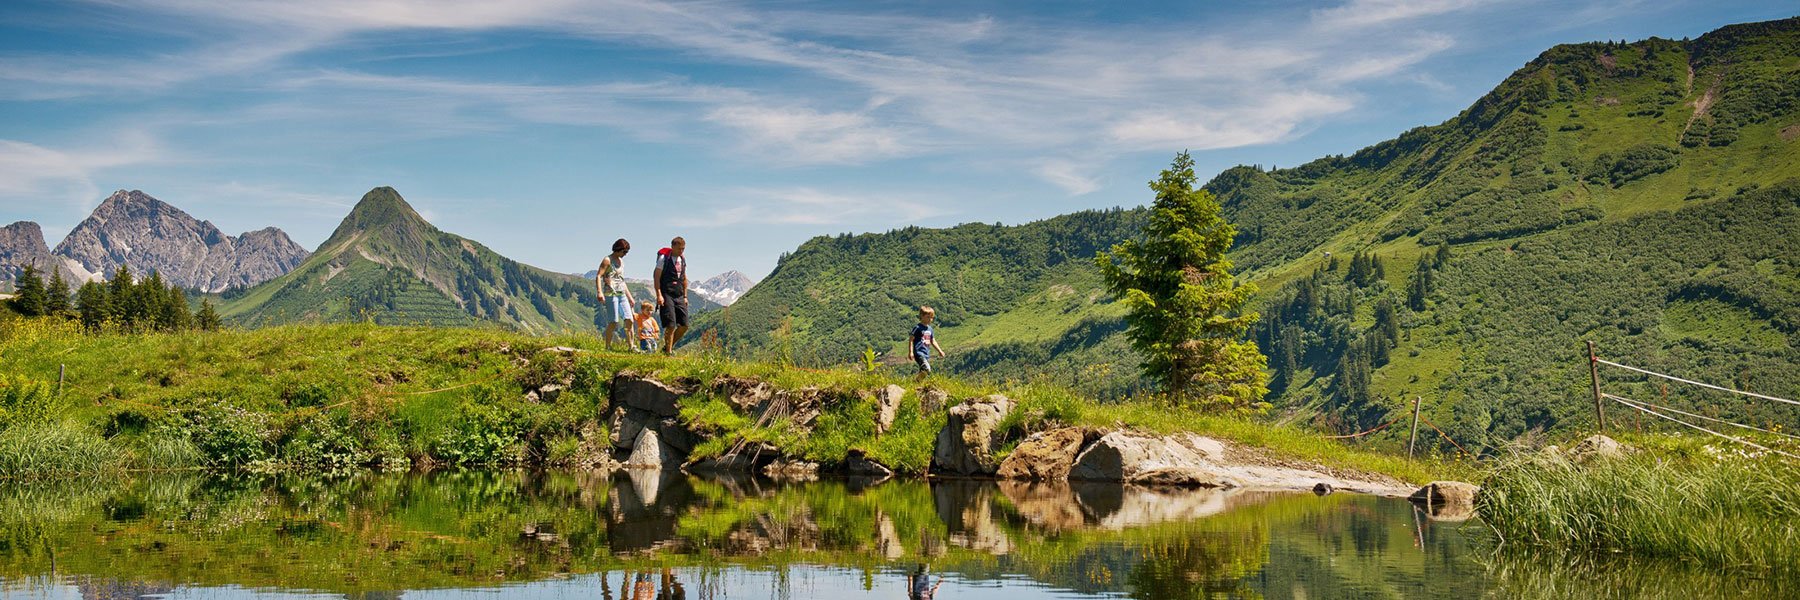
653, 236, 689, 355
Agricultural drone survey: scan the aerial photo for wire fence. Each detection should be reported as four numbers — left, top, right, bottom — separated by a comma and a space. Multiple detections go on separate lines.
1590, 343, 1799, 460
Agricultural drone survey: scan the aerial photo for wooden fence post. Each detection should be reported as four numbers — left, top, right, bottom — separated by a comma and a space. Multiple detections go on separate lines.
57, 364, 66, 399
1408, 396, 1423, 459
1587, 341, 1607, 433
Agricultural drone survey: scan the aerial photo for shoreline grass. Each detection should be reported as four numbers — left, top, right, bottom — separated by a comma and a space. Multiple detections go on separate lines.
1477, 447, 1800, 575
2, 318, 1463, 484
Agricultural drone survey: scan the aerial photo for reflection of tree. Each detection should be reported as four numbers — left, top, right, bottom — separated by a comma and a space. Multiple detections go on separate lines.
1124, 530, 1268, 599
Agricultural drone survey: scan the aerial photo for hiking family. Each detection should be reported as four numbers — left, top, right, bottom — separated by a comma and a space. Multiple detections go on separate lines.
595, 237, 688, 355
596, 237, 947, 376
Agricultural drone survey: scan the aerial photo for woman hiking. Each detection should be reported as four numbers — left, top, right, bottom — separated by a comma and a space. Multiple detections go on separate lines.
596, 238, 638, 351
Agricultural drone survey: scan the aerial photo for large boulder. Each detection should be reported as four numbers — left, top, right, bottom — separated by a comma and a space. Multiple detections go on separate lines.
613, 373, 685, 417
874, 385, 905, 434
623, 429, 680, 470
1129, 466, 1239, 489
918, 387, 950, 414
1068, 432, 1225, 484
930, 395, 1015, 476
1409, 480, 1480, 517
997, 427, 1093, 481
1568, 434, 1627, 463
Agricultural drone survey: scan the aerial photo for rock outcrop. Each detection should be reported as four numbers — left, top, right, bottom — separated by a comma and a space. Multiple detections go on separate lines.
1409, 480, 1479, 521
930, 395, 1014, 476
1068, 432, 1229, 485
997, 427, 1094, 481
0, 221, 90, 288
608, 373, 696, 470
874, 384, 904, 434
51, 190, 308, 292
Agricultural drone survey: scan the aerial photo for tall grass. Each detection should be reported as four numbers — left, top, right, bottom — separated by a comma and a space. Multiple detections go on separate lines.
0, 421, 124, 478
1478, 452, 1800, 574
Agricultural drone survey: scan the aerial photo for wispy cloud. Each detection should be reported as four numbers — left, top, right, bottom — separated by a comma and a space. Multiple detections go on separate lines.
676, 187, 948, 228
1034, 160, 1101, 196
11, 0, 1492, 192
0, 133, 168, 212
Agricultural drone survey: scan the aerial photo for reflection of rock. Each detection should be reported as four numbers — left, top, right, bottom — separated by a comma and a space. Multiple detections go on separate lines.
875, 384, 905, 434
930, 395, 1014, 476
998, 480, 1088, 531
763, 459, 820, 482
998, 427, 1093, 481
932, 481, 1013, 555
875, 512, 907, 560
605, 470, 696, 554
998, 479, 1252, 531
1409, 481, 1479, 521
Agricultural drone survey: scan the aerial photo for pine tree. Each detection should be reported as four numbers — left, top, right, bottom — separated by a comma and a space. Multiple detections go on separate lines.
44, 269, 72, 316
76, 281, 108, 330
107, 266, 133, 328
1373, 297, 1400, 345
196, 298, 222, 331
1097, 151, 1270, 410
9, 265, 48, 316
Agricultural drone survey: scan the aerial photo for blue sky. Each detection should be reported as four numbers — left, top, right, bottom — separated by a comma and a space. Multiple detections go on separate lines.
1, 0, 1793, 280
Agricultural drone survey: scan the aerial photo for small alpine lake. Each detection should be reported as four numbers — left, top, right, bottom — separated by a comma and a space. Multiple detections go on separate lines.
0, 470, 1779, 599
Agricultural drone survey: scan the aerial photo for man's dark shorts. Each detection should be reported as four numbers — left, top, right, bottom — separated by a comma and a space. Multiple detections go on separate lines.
914, 351, 932, 373
659, 295, 689, 329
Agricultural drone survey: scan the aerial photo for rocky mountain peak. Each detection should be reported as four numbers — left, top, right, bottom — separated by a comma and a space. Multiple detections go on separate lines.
326, 186, 433, 247
51, 190, 310, 292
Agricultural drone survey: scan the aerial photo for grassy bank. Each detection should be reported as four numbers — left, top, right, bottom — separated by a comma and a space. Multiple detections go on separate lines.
0, 317, 1459, 483
1477, 434, 1800, 575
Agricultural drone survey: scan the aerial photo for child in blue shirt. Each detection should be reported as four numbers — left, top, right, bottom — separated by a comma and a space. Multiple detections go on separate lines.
911, 306, 946, 381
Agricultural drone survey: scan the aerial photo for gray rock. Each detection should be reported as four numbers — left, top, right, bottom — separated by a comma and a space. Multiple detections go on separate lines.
622, 429, 681, 470
930, 394, 1015, 476
613, 373, 684, 417
51, 190, 307, 292
0, 221, 91, 289
875, 384, 905, 434
997, 427, 1092, 481
1569, 434, 1627, 463
1409, 481, 1479, 508
716, 376, 774, 414
919, 387, 950, 413
1068, 432, 1220, 483
1129, 466, 1239, 489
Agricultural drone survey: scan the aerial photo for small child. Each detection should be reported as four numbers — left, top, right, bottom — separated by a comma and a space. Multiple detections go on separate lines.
634, 301, 661, 353
911, 306, 946, 381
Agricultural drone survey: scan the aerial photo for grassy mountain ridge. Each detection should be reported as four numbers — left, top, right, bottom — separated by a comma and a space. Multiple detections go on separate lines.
697, 17, 1800, 447
222, 187, 717, 332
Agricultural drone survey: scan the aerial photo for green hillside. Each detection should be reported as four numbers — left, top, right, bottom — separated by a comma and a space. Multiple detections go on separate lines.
222, 187, 717, 332
696, 18, 1800, 450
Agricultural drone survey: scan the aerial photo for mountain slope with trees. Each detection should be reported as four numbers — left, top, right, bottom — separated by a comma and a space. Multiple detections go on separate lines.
695, 17, 1800, 449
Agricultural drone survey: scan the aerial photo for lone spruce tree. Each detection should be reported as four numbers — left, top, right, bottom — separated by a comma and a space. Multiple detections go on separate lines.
1097, 151, 1270, 411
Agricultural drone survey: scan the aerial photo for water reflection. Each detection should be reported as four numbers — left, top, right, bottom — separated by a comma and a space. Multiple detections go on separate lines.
0, 470, 1775, 598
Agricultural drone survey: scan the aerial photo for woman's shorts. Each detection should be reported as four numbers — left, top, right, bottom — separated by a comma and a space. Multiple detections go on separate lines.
603, 295, 632, 324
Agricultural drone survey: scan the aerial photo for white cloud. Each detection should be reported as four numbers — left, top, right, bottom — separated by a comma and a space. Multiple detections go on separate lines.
1034, 160, 1100, 196
705, 104, 910, 165
15, 0, 1486, 188
1311, 0, 1486, 30
0, 133, 167, 211
676, 187, 947, 228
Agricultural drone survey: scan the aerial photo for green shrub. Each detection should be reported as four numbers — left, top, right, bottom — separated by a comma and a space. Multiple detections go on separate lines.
185, 402, 274, 467
433, 401, 522, 466
0, 375, 58, 428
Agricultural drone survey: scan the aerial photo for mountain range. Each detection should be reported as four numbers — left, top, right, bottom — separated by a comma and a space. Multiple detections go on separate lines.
0, 190, 308, 293
693, 17, 1800, 448
217, 187, 720, 331
576, 269, 757, 307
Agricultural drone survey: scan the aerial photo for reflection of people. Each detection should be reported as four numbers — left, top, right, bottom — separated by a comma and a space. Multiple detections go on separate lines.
907, 565, 942, 599
632, 569, 686, 600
